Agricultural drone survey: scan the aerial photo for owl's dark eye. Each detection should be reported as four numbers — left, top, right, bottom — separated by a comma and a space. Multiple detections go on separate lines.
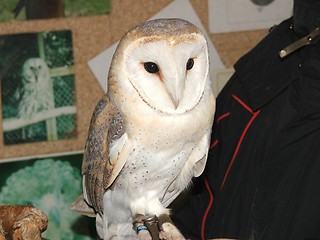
186, 58, 194, 70
144, 62, 159, 74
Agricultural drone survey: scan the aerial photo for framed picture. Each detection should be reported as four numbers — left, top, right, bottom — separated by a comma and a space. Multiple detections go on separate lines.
208, 0, 293, 33
0, 30, 77, 145
0, 0, 111, 22
0, 153, 97, 239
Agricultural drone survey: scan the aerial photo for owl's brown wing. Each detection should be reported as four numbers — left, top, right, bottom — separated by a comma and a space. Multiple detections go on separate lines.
82, 94, 125, 214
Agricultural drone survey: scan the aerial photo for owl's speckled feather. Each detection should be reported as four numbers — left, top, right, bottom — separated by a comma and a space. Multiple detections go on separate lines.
73, 18, 215, 240
82, 95, 125, 214
135, 18, 200, 37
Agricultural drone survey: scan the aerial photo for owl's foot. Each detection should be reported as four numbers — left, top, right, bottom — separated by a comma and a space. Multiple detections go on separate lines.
133, 213, 185, 240
133, 214, 155, 240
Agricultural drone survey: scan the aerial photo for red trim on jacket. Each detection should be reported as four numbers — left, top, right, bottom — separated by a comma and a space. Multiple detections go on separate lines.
201, 95, 261, 239
217, 112, 231, 124
210, 139, 219, 149
201, 177, 214, 240
220, 95, 260, 189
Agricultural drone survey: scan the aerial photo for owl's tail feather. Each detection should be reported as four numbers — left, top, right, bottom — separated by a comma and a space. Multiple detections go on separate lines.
70, 194, 96, 217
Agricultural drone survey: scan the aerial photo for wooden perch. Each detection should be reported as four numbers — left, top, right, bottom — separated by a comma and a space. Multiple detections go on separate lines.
0, 205, 48, 240
2, 106, 76, 132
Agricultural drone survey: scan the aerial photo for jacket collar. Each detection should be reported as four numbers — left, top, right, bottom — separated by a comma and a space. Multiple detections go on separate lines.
293, 0, 320, 37
235, 18, 300, 111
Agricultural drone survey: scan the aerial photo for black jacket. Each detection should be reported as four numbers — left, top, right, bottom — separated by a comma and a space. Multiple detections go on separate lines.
172, 1, 320, 239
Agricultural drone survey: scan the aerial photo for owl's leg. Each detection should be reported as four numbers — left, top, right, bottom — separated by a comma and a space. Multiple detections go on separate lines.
131, 196, 184, 240
27, 126, 33, 139
133, 213, 185, 240
21, 127, 26, 140
131, 197, 153, 240
133, 214, 154, 240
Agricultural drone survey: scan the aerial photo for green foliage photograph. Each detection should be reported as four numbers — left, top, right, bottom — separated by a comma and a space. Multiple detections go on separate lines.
0, 154, 97, 239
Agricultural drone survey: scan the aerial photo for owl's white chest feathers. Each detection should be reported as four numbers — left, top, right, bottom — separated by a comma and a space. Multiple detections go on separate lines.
104, 87, 214, 223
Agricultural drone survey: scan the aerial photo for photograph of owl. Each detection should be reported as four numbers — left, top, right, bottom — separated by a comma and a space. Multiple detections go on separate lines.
73, 18, 215, 240
15, 57, 53, 120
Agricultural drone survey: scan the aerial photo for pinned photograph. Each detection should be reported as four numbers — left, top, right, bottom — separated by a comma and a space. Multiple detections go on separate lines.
208, 0, 293, 33
0, 30, 77, 145
0, 153, 97, 239
0, 0, 111, 22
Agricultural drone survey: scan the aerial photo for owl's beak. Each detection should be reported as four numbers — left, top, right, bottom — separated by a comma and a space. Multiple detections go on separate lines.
169, 93, 179, 109
32, 69, 39, 82
166, 78, 184, 110
163, 62, 185, 110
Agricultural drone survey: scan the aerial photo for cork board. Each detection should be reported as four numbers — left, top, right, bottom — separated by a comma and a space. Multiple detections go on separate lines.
0, 0, 267, 160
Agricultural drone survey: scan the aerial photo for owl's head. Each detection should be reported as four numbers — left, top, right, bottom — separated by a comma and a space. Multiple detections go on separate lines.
108, 18, 210, 114
22, 58, 50, 84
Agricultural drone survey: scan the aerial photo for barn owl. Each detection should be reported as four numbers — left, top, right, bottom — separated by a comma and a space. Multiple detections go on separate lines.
15, 57, 53, 119
73, 18, 215, 240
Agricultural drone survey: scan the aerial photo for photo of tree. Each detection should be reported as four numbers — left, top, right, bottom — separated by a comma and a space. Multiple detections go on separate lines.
0, 30, 77, 145
0, 0, 111, 22
0, 153, 97, 239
